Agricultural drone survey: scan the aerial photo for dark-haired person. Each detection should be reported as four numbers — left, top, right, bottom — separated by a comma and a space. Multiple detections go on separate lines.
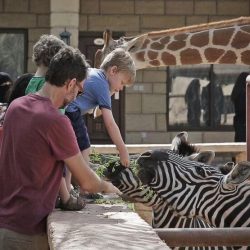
0, 73, 33, 139
0, 46, 120, 250
25, 34, 83, 210
0, 71, 13, 103
8, 73, 34, 105
231, 72, 249, 142
0, 72, 13, 138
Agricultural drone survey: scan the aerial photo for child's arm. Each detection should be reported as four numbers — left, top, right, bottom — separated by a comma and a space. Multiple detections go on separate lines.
101, 108, 130, 167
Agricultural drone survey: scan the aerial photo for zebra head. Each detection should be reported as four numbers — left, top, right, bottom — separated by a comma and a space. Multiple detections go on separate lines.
137, 149, 250, 227
104, 160, 152, 203
104, 160, 173, 208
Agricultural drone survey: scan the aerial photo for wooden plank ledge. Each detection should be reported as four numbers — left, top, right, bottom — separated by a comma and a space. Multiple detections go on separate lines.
91, 143, 246, 155
47, 204, 170, 250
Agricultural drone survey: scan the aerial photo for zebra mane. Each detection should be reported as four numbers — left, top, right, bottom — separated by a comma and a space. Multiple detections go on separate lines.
177, 142, 199, 157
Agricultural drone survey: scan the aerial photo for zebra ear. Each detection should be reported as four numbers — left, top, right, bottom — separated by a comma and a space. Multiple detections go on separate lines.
225, 161, 250, 185
139, 151, 153, 158
151, 149, 169, 161
171, 131, 188, 152
139, 150, 169, 161
184, 151, 215, 164
219, 162, 234, 175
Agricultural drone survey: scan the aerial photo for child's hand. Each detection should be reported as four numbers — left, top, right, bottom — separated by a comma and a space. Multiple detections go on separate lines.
120, 149, 130, 167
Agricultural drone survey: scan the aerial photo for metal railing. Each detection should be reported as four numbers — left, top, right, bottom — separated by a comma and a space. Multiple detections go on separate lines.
155, 228, 250, 247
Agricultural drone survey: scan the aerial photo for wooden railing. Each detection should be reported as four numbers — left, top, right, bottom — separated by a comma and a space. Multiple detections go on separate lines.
91, 142, 247, 162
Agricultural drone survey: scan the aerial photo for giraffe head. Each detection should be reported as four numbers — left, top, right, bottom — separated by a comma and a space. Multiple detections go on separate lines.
94, 29, 147, 69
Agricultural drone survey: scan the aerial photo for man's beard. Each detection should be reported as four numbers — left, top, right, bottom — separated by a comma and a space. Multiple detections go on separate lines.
59, 99, 68, 109
60, 91, 77, 109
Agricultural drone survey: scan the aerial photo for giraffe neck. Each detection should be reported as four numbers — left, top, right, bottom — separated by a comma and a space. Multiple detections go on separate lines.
97, 17, 250, 70
134, 18, 250, 69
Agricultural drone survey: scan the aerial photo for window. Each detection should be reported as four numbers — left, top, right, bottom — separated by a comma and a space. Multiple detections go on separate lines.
167, 64, 250, 131
0, 29, 27, 79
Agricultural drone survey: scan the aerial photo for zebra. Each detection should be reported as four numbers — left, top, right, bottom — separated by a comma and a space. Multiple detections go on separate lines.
136, 149, 250, 249
104, 132, 237, 249
105, 131, 230, 230
105, 160, 234, 250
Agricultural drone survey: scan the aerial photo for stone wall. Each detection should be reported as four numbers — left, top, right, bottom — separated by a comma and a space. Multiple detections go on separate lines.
50, 0, 79, 48
0, 0, 50, 73
79, 0, 250, 144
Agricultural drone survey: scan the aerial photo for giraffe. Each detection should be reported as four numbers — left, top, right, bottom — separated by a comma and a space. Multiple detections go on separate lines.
94, 17, 250, 70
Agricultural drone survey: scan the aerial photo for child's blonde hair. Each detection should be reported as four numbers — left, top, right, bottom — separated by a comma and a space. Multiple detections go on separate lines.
100, 48, 136, 85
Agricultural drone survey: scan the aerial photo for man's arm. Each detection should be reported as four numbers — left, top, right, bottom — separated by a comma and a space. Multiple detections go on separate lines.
64, 152, 120, 194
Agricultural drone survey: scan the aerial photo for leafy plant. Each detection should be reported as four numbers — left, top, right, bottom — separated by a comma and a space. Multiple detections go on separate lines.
89, 152, 156, 208
90, 151, 140, 177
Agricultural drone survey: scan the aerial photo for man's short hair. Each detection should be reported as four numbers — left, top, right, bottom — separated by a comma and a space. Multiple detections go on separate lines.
45, 47, 88, 87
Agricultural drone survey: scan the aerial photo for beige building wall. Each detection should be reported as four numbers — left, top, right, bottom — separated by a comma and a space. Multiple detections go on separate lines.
0, 0, 51, 73
1, 0, 250, 144
50, 0, 79, 48
79, 0, 250, 144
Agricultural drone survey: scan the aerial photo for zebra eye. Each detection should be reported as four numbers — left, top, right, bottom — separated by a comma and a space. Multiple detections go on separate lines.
195, 166, 206, 177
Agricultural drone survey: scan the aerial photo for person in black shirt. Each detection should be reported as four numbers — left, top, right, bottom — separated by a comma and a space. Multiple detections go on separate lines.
231, 72, 249, 142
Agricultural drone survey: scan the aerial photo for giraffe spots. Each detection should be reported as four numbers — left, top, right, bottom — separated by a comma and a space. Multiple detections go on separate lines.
180, 49, 202, 65
167, 40, 186, 51
241, 50, 250, 65
241, 25, 250, 34
149, 60, 161, 67
160, 36, 170, 45
151, 37, 161, 41
161, 52, 176, 65
205, 48, 224, 63
135, 51, 145, 62
148, 51, 158, 60
219, 51, 237, 64
231, 31, 250, 49
151, 42, 165, 50
141, 39, 150, 49
190, 31, 209, 47
174, 33, 188, 41
213, 28, 234, 45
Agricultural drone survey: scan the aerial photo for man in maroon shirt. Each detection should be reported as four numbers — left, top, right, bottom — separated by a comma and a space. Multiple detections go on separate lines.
0, 46, 120, 250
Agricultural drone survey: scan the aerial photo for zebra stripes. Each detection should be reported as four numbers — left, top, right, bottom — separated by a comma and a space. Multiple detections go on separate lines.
136, 150, 250, 249
105, 162, 228, 250
105, 162, 212, 229
137, 150, 250, 228
104, 133, 248, 249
